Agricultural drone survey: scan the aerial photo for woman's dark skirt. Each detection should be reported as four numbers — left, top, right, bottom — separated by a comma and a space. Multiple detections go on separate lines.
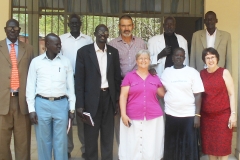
163, 114, 199, 160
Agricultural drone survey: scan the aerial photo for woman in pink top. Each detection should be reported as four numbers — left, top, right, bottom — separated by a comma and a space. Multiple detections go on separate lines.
118, 49, 165, 160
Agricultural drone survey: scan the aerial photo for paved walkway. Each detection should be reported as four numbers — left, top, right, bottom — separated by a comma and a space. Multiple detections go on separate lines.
10, 126, 237, 160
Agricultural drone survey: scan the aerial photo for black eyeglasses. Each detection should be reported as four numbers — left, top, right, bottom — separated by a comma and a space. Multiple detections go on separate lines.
98, 30, 109, 35
6, 26, 20, 31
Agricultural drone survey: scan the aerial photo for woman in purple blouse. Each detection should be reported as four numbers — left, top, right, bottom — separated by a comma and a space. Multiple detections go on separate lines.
118, 49, 165, 160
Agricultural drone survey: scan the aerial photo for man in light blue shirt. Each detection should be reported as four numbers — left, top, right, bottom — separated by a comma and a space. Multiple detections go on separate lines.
26, 33, 75, 160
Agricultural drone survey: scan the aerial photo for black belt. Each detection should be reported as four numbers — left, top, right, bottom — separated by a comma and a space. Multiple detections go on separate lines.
36, 94, 67, 101
10, 92, 19, 96
101, 88, 109, 91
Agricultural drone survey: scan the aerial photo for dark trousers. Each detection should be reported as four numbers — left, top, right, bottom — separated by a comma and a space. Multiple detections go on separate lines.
84, 90, 114, 160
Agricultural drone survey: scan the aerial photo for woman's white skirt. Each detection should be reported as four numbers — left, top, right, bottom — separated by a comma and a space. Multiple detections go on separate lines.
118, 116, 164, 160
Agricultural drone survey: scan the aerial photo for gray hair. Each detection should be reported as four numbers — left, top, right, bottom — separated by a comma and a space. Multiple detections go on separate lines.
135, 49, 150, 60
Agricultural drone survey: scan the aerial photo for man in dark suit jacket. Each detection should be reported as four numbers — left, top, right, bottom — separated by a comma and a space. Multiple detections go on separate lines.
0, 19, 34, 160
75, 24, 121, 160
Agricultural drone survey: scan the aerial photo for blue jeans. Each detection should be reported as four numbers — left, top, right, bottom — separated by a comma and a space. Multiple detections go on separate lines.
34, 97, 68, 160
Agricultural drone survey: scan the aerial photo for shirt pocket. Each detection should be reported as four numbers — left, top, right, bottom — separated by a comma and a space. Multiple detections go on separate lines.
149, 81, 159, 89
129, 82, 141, 94
52, 65, 67, 82
130, 82, 139, 87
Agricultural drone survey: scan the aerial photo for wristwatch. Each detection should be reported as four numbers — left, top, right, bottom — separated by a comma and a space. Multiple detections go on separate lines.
69, 110, 75, 113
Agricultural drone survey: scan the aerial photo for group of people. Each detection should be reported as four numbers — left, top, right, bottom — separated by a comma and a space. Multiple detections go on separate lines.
0, 10, 236, 160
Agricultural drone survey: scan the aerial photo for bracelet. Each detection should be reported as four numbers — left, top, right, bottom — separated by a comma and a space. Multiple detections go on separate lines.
195, 114, 201, 117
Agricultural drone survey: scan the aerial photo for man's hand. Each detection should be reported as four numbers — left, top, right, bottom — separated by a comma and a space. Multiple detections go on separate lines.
29, 112, 38, 124
148, 68, 157, 75
69, 112, 75, 120
76, 108, 86, 122
194, 116, 200, 128
157, 46, 171, 60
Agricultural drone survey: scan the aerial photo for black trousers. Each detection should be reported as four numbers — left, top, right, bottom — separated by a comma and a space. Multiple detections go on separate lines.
84, 90, 114, 160
163, 114, 199, 160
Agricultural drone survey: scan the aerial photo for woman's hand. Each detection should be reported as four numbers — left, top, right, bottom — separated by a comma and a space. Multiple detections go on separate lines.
194, 116, 200, 128
122, 114, 131, 128
228, 114, 236, 129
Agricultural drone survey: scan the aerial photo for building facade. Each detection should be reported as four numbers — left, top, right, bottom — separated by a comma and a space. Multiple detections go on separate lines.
0, 0, 240, 158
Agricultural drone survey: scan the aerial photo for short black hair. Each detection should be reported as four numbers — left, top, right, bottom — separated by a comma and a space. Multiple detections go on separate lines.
6, 19, 19, 27
94, 24, 108, 33
68, 13, 82, 26
45, 33, 59, 45
205, 11, 217, 18
202, 47, 219, 63
173, 47, 185, 56
164, 16, 176, 24
119, 15, 133, 23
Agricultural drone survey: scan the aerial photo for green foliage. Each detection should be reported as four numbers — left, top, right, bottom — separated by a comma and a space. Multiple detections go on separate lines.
13, 13, 161, 42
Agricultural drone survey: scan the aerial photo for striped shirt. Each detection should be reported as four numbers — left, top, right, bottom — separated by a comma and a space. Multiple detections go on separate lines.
108, 36, 147, 77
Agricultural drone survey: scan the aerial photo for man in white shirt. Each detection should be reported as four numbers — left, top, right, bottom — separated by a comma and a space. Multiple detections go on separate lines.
190, 11, 232, 72
59, 13, 93, 158
148, 16, 189, 78
26, 33, 75, 160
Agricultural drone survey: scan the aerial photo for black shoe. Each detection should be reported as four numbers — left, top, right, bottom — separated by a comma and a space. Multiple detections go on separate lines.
82, 153, 86, 159
68, 153, 71, 159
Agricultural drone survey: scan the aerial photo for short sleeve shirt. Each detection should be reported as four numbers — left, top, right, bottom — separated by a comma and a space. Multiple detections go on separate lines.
122, 70, 163, 120
160, 66, 204, 117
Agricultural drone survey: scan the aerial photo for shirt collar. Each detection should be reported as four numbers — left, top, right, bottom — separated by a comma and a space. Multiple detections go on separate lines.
164, 32, 176, 37
94, 42, 107, 52
67, 32, 88, 40
132, 70, 153, 77
42, 52, 61, 60
133, 70, 137, 74
6, 38, 18, 46
206, 28, 217, 36
116, 35, 136, 43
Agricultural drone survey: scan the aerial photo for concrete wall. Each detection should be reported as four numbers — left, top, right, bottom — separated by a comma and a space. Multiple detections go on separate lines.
205, 0, 240, 109
205, 0, 240, 158
0, 1, 11, 40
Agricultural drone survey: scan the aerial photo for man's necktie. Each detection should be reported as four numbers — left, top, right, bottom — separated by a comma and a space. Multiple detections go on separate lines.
10, 43, 20, 91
